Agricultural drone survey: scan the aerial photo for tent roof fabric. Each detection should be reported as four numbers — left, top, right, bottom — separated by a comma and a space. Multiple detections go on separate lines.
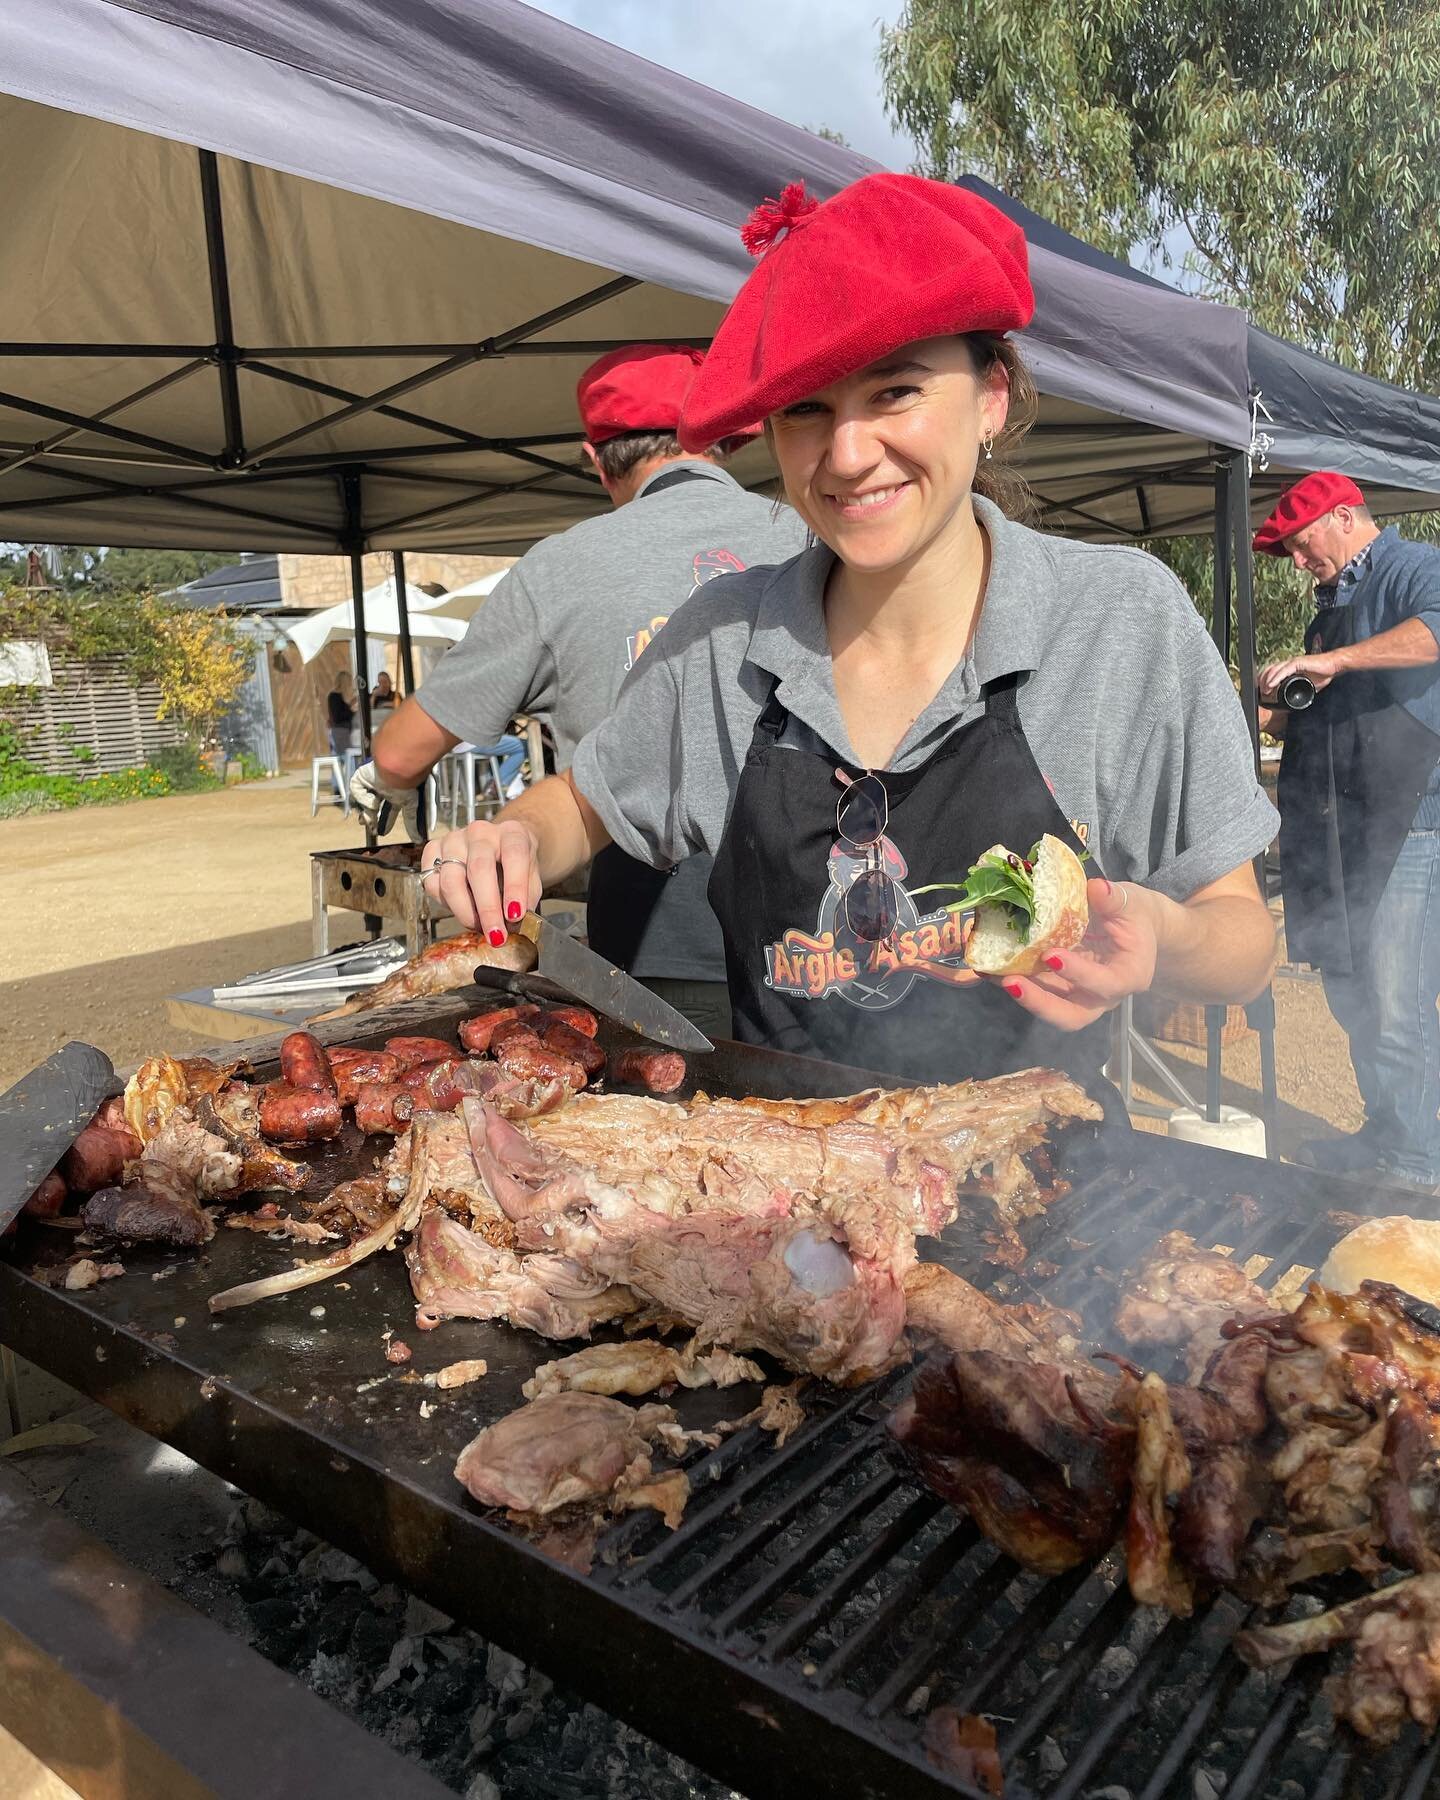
0, 0, 1254, 553
958, 175, 1440, 531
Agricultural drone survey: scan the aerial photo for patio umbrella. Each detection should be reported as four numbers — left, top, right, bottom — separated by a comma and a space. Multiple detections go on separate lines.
427, 569, 509, 621
283, 578, 466, 665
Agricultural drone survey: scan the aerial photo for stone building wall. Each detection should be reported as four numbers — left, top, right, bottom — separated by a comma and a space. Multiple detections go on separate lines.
277, 550, 513, 610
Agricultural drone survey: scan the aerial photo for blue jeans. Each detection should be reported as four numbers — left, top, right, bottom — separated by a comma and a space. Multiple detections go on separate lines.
1321, 828, 1440, 1186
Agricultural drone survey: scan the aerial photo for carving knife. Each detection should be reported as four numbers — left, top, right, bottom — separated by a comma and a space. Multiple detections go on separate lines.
472, 912, 713, 1052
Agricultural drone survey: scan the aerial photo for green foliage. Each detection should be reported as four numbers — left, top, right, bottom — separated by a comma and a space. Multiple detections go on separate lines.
235, 750, 269, 782
148, 743, 222, 793
879, 0, 1440, 659
880, 1, 1440, 388
0, 584, 249, 742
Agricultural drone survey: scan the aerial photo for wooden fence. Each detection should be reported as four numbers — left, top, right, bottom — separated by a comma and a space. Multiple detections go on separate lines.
11, 653, 184, 775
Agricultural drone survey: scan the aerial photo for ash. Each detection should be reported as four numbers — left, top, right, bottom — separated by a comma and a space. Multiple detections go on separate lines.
191, 1493, 742, 1799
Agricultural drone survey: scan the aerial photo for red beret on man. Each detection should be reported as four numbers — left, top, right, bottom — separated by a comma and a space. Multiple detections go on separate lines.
679, 174, 1035, 451
1252, 471, 1367, 555
576, 343, 760, 446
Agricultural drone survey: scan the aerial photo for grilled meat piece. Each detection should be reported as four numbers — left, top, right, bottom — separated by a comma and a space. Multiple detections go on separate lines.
312, 927, 536, 1020
458, 1004, 540, 1053
1126, 1372, 1195, 1615
1114, 1230, 1270, 1368
278, 1031, 336, 1093
123, 1054, 188, 1143
83, 1160, 213, 1246
193, 1091, 308, 1194
537, 1018, 607, 1077
454, 1392, 702, 1528
385, 1035, 460, 1072
610, 1049, 686, 1094
1173, 1445, 1270, 1589
1237, 1575, 1440, 1745
353, 1082, 416, 1135
1377, 1392, 1440, 1573
522, 1339, 764, 1401
61, 1121, 142, 1194
889, 1352, 1136, 1573
142, 1111, 242, 1198
406, 1207, 634, 1336
177, 1056, 247, 1099
491, 1025, 588, 1091
327, 1049, 402, 1104
902, 1261, 1080, 1361
24, 1170, 67, 1218
545, 1004, 598, 1038
257, 1082, 343, 1144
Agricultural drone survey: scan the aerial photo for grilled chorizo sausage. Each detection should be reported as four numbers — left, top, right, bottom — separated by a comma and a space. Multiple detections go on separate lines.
23, 1170, 67, 1218
609, 1049, 687, 1094
279, 1031, 337, 1093
491, 1028, 587, 1092
352, 1083, 416, 1134
61, 1122, 142, 1194
257, 1082, 343, 1143
457, 1004, 540, 1053
537, 1018, 606, 1077
329, 1051, 402, 1105
384, 1035, 459, 1072
543, 1004, 599, 1039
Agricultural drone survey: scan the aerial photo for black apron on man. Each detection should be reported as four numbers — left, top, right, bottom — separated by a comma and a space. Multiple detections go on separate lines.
586, 465, 725, 971
708, 672, 1117, 1102
1278, 605, 1440, 974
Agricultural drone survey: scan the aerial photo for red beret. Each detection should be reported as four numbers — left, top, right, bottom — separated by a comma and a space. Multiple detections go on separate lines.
1253, 471, 1367, 554
576, 343, 757, 446
679, 174, 1034, 451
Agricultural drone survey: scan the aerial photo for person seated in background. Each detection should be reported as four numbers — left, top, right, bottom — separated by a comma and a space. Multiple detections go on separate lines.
325, 672, 355, 758
371, 669, 397, 714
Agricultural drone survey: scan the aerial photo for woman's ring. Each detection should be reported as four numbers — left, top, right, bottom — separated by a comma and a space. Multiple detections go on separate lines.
1115, 884, 1129, 912
427, 856, 468, 874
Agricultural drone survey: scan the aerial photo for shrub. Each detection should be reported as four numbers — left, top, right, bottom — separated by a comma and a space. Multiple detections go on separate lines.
147, 743, 220, 793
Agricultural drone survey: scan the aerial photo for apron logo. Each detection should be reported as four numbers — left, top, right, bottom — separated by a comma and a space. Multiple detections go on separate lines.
763, 837, 969, 1012
624, 548, 750, 670
1070, 818, 1090, 846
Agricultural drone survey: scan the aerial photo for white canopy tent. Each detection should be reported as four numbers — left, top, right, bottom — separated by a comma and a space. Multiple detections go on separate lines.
428, 569, 509, 621
283, 577, 465, 665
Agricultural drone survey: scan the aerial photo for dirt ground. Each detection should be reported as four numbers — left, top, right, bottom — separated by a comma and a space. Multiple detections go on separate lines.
0, 780, 1361, 1157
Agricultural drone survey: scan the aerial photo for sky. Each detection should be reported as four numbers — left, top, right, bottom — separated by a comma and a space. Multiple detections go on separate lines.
522, 0, 914, 166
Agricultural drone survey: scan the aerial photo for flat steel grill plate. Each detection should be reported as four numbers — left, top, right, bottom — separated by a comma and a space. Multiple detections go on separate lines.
4, 1002, 1438, 1799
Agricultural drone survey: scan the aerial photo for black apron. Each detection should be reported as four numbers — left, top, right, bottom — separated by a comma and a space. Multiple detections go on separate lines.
586, 466, 721, 971
1277, 604, 1440, 973
707, 672, 1117, 1098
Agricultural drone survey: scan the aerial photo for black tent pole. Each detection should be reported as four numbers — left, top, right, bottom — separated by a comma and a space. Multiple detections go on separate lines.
392, 548, 417, 698
1212, 456, 1232, 664
1227, 449, 1281, 1158
343, 472, 375, 860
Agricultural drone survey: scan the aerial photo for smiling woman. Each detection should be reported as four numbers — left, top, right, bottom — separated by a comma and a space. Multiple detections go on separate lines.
420, 174, 1279, 1098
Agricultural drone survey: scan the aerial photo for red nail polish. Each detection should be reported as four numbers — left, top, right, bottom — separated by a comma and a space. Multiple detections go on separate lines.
1101, 878, 1114, 894
1005, 982, 1024, 998
488, 928, 506, 947
506, 902, 522, 921
1045, 955, 1064, 971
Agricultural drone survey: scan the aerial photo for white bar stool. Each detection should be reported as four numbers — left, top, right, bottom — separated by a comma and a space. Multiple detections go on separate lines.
310, 754, 348, 816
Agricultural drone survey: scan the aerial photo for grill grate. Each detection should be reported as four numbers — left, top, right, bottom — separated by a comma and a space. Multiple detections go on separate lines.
586, 1141, 1440, 1799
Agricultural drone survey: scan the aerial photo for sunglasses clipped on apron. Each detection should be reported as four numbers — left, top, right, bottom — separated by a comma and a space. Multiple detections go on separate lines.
708, 671, 1118, 1106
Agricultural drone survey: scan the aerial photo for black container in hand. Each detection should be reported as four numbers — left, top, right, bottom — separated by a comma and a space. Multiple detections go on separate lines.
1279, 673, 1317, 711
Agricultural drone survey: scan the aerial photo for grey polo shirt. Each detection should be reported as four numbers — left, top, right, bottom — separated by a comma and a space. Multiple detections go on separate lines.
572, 496, 1280, 903
417, 460, 808, 979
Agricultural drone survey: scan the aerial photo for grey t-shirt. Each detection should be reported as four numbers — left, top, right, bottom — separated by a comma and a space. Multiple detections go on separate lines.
417, 460, 808, 980
572, 496, 1280, 904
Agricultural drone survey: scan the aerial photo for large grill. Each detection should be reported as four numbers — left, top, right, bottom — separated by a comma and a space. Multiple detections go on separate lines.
3, 1004, 1435, 1800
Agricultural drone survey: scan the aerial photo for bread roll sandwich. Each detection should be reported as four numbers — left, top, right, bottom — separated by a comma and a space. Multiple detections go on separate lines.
1319, 1215, 1440, 1308
959, 834, 1090, 978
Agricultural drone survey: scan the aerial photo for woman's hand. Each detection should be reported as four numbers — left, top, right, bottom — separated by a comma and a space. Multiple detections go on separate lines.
987, 877, 1158, 1031
421, 818, 543, 943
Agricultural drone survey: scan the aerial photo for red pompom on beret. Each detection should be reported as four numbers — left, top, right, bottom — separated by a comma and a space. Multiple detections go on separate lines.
1253, 471, 1367, 554
576, 344, 711, 445
679, 174, 1034, 451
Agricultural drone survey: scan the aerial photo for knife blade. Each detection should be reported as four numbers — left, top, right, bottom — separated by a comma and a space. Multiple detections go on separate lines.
0, 1041, 116, 1235
471, 913, 713, 1052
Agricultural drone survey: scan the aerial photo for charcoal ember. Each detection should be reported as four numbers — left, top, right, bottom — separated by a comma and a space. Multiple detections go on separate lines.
1095, 1644, 1138, 1694
348, 1605, 401, 1665
487, 1644, 529, 1699
306, 1650, 357, 1701
316, 1586, 369, 1654
465, 1776, 503, 1800
296, 1544, 377, 1589
404, 1594, 454, 1636
467, 1702, 497, 1752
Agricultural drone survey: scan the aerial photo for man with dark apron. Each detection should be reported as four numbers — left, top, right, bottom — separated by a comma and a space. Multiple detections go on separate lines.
1256, 472, 1440, 1188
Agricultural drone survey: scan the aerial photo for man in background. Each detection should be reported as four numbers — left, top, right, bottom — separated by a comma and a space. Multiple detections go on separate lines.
1255, 471, 1440, 1189
351, 343, 807, 1037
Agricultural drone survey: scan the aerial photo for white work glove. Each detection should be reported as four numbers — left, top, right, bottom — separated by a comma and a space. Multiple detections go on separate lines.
348, 761, 424, 842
